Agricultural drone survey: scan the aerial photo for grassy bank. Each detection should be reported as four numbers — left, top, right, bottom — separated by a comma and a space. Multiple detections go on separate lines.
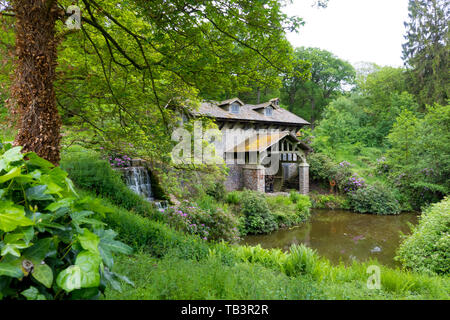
93, 195, 449, 300
61, 148, 449, 300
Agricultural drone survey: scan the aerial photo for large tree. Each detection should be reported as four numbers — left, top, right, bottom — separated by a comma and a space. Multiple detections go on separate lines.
0, 0, 302, 164
402, 0, 449, 107
281, 47, 355, 128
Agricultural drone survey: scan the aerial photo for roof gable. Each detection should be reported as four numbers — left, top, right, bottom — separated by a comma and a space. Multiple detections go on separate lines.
193, 98, 310, 126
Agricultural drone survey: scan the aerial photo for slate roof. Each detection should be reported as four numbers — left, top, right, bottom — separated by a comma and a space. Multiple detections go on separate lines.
191, 98, 310, 126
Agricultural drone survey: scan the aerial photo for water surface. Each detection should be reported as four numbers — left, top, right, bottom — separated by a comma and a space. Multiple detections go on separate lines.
241, 209, 418, 267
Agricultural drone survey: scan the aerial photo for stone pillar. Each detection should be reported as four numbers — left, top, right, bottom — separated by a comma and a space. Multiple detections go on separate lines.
298, 163, 309, 195
242, 164, 265, 192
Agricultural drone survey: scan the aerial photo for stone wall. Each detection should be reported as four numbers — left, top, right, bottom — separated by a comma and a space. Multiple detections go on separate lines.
298, 163, 310, 195
242, 164, 265, 192
224, 163, 244, 191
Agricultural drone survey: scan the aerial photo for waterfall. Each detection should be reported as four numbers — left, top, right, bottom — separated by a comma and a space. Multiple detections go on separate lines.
122, 166, 154, 201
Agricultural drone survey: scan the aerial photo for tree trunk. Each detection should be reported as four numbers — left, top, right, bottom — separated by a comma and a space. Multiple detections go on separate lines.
288, 86, 296, 112
310, 97, 316, 129
11, 0, 62, 165
256, 87, 261, 104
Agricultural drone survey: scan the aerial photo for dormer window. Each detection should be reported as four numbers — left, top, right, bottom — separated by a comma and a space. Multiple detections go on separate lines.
265, 106, 273, 116
230, 102, 240, 114
270, 98, 280, 108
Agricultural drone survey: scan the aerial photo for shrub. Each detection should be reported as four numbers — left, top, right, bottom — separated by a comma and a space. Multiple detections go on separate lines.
307, 152, 353, 192
341, 173, 366, 193
348, 182, 401, 215
310, 194, 350, 210
225, 191, 242, 205
265, 194, 311, 228
163, 197, 240, 242
99, 197, 210, 260
396, 197, 450, 275
308, 153, 337, 184
205, 182, 226, 202
295, 195, 312, 219
240, 190, 277, 235
0, 143, 131, 300
60, 146, 156, 218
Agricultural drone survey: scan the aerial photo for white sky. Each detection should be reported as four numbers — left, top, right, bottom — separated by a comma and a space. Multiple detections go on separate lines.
283, 0, 410, 67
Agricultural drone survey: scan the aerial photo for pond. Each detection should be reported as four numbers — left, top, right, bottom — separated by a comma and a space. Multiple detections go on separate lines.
241, 209, 419, 267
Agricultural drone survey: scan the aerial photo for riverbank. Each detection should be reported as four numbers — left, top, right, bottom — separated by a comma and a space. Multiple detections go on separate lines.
98, 196, 449, 300
241, 209, 418, 267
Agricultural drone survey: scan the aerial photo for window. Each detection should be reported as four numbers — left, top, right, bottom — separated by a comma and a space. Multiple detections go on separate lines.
265, 106, 273, 116
230, 102, 240, 114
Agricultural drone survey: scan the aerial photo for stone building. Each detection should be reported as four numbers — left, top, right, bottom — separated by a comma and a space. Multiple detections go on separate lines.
186, 97, 311, 194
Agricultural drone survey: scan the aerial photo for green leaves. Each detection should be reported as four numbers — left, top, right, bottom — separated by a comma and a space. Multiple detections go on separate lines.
56, 265, 82, 292
78, 228, 100, 254
0, 201, 33, 232
1, 232, 33, 257
0, 128, 134, 300
26, 185, 54, 201
0, 260, 23, 278
97, 229, 133, 269
21, 286, 46, 300
0, 146, 23, 172
0, 166, 22, 184
32, 263, 53, 288
56, 251, 101, 292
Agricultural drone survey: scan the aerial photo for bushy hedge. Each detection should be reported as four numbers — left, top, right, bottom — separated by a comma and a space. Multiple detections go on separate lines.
163, 196, 240, 242
100, 197, 210, 261
307, 153, 354, 192
60, 146, 156, 218
239, 190, 278, 235
348, 182, 401, 215
396, 197, 450, 275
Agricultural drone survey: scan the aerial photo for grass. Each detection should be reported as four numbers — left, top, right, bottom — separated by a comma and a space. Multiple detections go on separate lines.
105, 251, 323, 300
95, 193, 449, 300
333, 144, 386, 185
0, 124, 16, 143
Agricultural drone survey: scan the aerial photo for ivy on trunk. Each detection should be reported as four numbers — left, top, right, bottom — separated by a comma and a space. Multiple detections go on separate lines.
11, 0, 62, 165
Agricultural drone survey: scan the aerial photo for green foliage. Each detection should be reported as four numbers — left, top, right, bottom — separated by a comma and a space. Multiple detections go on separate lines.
55, 0, 303, 165
231, 244, 449, 299
307, 152, 353, 192
386, 104, 450, 208
98, 195, 209, 261
265, 194, 311, 228
225, 191, 242, 205
281, 47, 355, 125
0, 143, 132, 300
105, 251, 323, 300
402, 0, 449, 107
396, 197, 450, 275
310, 193, 350, 210
348, 182, 401, 215
205, 181, 226, 202
60, 146, 157, 218
163, 197, 240, 242
240, 190, 277, 235
85, 190, 448, 300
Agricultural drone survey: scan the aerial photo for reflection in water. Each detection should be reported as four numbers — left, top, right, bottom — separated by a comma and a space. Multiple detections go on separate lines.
241, 209, 418, 267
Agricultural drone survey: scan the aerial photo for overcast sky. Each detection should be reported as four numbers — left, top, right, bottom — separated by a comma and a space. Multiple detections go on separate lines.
283, 0, 410, 67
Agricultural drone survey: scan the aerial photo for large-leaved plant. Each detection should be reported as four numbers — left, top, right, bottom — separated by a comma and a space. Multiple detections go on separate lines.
0, 142, 133, 299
